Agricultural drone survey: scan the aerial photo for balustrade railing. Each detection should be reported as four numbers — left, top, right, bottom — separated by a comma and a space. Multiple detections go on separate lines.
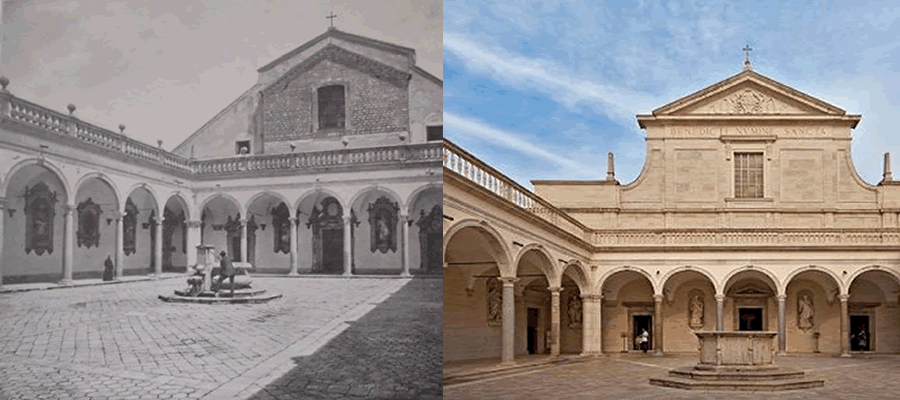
1, 93, 441, 176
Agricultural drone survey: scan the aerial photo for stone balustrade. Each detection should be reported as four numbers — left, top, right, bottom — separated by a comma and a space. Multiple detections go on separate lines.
0, 93, 441, 177
593, 229, 900, 247
443, 139, 592, 242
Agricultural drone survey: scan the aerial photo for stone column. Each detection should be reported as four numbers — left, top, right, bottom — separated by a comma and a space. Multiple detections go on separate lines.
0, 198, 6, 288
186, 220, 201, 269
343, 211, 352, 276
580, 294, 602, 356
500, 277, 518, 364
115, 213, 124, 280
288, 217, 299, 276
154, 215, 163, 278
777, 294, 787, 356
840, 294, 850, 357
239, 218, 248, 264
61, 204, 76, 285
654, 294, 664, 356
548, 286, 562, 357
716, 294, 725, 331
400, 213, 411, 277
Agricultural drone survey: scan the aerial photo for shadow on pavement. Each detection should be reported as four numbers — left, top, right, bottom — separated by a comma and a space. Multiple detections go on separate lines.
247, 277, 442, 400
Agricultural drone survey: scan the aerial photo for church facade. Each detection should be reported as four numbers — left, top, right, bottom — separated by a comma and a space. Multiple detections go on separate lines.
0, 27, 442, 285
443, 67, 900, 364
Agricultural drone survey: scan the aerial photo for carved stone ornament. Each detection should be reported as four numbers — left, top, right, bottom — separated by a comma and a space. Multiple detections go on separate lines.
24, 182, 58, 256
76, 197, 102, 248
725, 89, 774, 114
797, 289, 815, 331
487, 277, 502, 325
688, 289, 705, 330
567, 294, 583, 328
367, 196, 398, 254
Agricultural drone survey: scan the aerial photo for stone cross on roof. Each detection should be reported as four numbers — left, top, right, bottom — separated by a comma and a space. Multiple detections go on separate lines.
743, 45, 753, 71
327, 11, 338, 28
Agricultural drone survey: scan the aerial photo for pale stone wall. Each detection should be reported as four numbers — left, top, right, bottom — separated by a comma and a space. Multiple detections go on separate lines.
443, 267, 502, 362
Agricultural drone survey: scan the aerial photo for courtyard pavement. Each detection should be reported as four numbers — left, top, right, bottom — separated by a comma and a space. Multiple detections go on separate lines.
444, 352, 900, 400
0, 275, 438, 400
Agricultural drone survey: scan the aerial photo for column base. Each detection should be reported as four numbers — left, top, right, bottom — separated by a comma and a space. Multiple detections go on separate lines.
288, 270, 300, 276
58, 279, 73, 286
400, 272, 411, 278
654, 350, 664, 357
342, 271, 353, 277
777, 351, 787, 356
840, 352, 852, 358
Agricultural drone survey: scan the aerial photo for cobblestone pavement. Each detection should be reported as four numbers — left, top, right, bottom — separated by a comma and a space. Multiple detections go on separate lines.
0, 277, 411, 400
243, 277, 442, 400
444, 353, 900, 400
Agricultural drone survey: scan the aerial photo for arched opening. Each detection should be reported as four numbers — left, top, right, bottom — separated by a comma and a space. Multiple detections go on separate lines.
162, 195, 189, 272
297, 192, 345, 274
246, 192, 291, 273
600, 269, 655, 353
847, 269, 900, 353
2, 163, 69, 283
200, 196, 242, 262
73, 176, 119, 279
350, 187, 403, 275
513, 248, 554, 357
407, 185, 442, 275
785, 268, 841, 354
123, 186, 158, 276
560, 263, 588, 355
660, 269, 717, 353
443, 223, 509, 363
722, 268, 780, 333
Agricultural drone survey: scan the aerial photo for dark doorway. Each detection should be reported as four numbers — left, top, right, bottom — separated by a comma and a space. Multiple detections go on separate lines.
527, 308, 539, 355
307, 197, 344, 274
851, 315, 871, 351
739, 308, 763, 331
633, 315, 652, 350
322, 229, 343, 273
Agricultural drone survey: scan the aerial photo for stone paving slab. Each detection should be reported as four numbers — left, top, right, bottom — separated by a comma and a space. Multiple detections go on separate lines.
444, 353, 900, 399
0, 276, 410, 399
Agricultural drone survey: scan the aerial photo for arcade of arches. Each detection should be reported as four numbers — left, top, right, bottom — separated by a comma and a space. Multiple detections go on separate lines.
443, 68, 900, 364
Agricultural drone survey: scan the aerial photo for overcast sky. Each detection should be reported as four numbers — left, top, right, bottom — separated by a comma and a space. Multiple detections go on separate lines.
0, 0, 442, 151
445, 0, 900, 187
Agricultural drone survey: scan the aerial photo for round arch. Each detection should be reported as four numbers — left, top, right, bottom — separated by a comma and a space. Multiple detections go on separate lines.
1, 157, 72, 200
561, 259, 591, 294
846, 265, 900, 295
244, 190, 291, 217
660, 265, 721, 296
293, 188, 346, 213
443, 218, 513, 277
73, 172, 121, 211
405, 183, 442, 213
512, 244, 557, 283
721, 265, 783, 296
162, 191, 193, 220
595, 265, 657, 296
783, 265, 845, 296
124, 183, 161, 213
198, 193, 243, 216
348, 185, 405, 212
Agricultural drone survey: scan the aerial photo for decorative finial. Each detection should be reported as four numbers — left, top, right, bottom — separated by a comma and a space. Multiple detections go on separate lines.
885, 152, 893, 182
118, 124, 125, 134
0, 76, 8, 91
326, 11, 338, 29
157, 139, 163, 148
67, 104, 76, 115
606, 152, 615, 181
742, 45, 753, 71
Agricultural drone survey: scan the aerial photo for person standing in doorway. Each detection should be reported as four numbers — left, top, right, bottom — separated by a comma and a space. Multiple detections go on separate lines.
639, 329, 649, 353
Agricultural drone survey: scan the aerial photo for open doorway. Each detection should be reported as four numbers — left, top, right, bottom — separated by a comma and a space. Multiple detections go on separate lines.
851, 315, 871, 351
738, 307, 763, 331
527, 308, 539, 355
633, 315, 652, 350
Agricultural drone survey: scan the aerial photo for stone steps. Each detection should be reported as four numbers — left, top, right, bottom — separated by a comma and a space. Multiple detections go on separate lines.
649, 375, 825, 391
668, 366, 806, 381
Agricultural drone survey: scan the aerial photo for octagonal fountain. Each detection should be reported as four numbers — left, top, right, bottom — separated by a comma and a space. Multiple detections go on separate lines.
649, 331, 824, 391
159, 245, 282, 304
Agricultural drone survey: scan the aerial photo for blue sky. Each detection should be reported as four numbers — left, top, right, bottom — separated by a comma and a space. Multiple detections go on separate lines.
0, 0, 441, 150
445, 0, 900, 188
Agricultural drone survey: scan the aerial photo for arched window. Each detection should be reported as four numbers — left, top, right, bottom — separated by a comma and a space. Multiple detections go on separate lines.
317, 85, 345, 130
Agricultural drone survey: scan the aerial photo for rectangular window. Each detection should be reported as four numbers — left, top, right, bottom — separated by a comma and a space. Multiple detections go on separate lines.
318, 85, 345, 130
426, 125, 442, 141
235, 140, 250, 155
734, 152, 764, 198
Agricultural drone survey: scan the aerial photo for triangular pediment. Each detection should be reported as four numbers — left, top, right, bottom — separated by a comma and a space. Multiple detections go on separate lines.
652, 70, 846, 117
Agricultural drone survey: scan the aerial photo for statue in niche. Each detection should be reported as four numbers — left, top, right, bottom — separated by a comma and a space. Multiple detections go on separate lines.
568, 294, 583, 328
24, 182, 58, 256
272, 203, 291, 254
77, 198, 102, 248
689, 290, 705, 329
798, 292, 815, 330
123, 198, 138, 255
367, 196, 398, 254
416, 205, 442, 273
487, 277, 502, 324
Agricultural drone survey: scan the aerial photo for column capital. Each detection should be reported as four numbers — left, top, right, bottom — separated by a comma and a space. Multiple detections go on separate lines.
547, 286, 563, 294
839, 293, 850, 301
715, 294, 725, 301
653, 294, 664, 302
777, 294, 787, 301
187, 220, 202, 228
239, 218, 248, 225
498, 276, 518, 286
289, 217, 298, 224
581, 294, 602, 301
64, 204, 77, 213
